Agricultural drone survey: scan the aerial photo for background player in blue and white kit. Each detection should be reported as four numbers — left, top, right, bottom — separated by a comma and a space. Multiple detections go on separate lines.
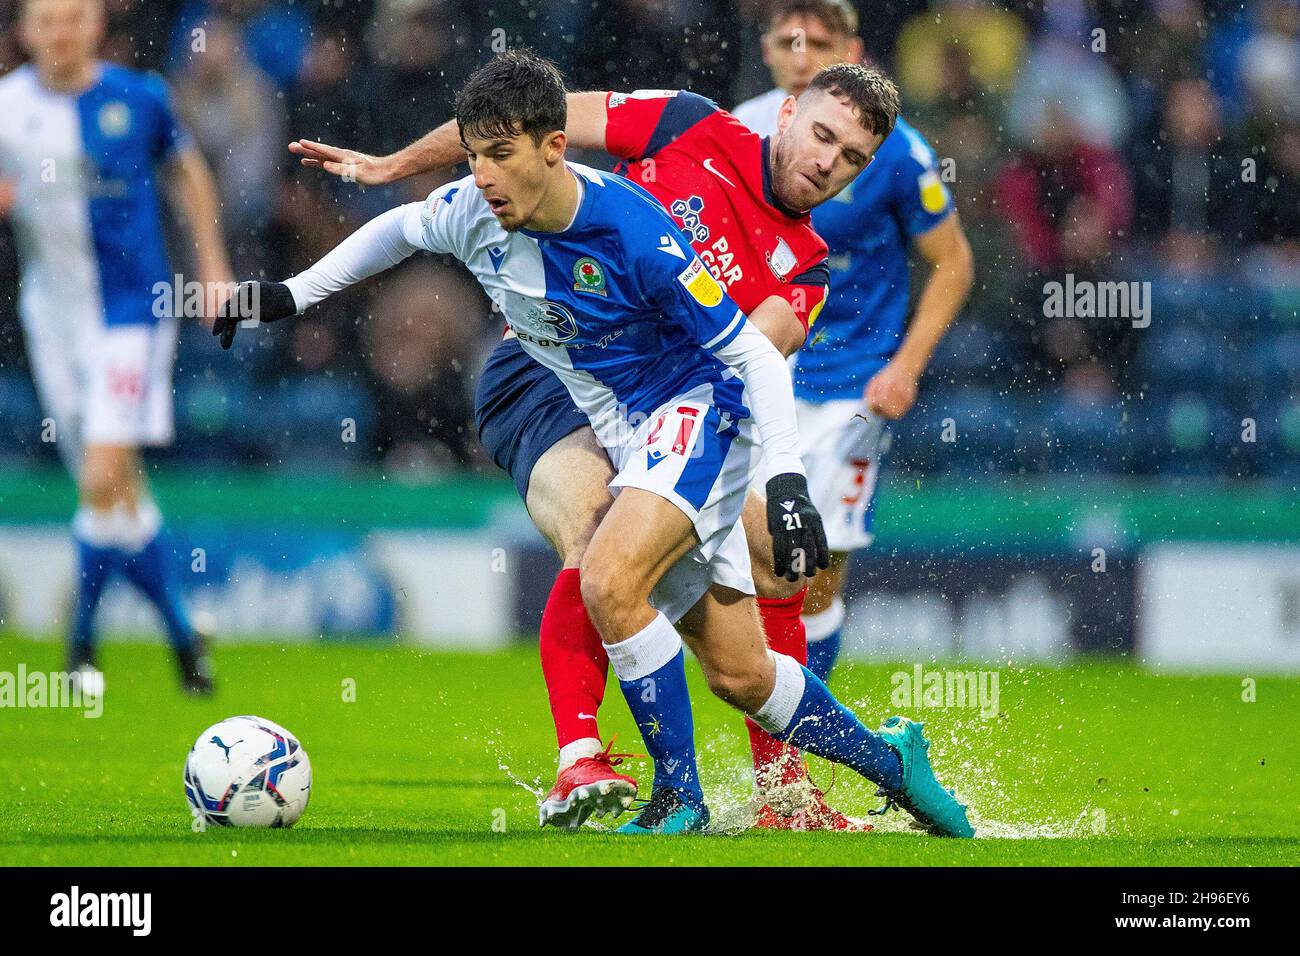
213, 50, 973, 838
733, 0, 975, 682
0, 0, 233, 692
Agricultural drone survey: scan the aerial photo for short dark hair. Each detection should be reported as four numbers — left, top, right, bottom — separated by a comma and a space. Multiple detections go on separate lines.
454, 49, 567, 146
767, 0, 859, 39
805, 63, 899, 137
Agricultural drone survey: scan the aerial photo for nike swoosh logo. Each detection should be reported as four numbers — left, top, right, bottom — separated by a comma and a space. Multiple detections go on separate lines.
702, 157, 736, 188
577, 713, 596, 720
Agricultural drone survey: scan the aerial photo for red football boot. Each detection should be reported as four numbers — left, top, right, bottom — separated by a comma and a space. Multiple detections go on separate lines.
754, 769, 873, 832
539, 740, 640, 831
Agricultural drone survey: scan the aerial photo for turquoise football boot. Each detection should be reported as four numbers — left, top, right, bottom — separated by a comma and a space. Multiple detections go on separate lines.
615, 787, 709, 835
873, 716, 975, 838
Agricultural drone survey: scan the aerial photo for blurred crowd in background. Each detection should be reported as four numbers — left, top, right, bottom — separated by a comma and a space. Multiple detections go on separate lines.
1, 0, 1298, 480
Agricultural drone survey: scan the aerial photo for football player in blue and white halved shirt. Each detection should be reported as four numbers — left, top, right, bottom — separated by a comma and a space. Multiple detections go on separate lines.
0, 0, 233, 693
213, 51, 974, 838
733, 0, 975, 683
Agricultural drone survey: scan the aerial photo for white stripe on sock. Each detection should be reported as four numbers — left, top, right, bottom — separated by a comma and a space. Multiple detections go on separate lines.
803, 596, 845, 643
752, 650, 806, 735
603, 612, 682, 682
558, 737, 603, 772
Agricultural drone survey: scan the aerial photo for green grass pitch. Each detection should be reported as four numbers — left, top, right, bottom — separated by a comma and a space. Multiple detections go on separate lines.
1, 635, 1296, 866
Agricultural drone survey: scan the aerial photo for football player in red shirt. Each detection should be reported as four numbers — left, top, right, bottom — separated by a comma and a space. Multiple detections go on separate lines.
292, 64, 899, 832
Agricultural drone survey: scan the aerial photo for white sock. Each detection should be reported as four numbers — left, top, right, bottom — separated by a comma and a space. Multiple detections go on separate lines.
72, 506, 118, 548
558, 737, 602, 772
803, 596, 845, 644
752, 650, 806, 736
603, 612, 682, 682
115, 498, 162, 555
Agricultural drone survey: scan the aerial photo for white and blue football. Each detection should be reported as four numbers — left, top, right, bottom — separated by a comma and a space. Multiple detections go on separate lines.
184, 716, 312, 828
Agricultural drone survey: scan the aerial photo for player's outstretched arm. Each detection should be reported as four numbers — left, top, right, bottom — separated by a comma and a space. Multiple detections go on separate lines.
748, 295, 809, 358
211, 281, 297, 349
288, 139, 397, 186
290, 92, 612, 185
866, 212, 973, 418
212, 203, 427, 349
166, 147, 235, 318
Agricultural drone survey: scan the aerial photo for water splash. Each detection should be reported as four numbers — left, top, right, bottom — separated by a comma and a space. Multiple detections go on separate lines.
482, 726, 543, 799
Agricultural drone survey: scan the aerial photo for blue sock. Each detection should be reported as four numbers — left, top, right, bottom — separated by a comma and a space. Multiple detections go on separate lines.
71, 536, 118, 661
806, 628, 842, 684
606, 614, 705, 812
758, 653, 902, 792
804, 598, 846, 684
121, 529, 195, 653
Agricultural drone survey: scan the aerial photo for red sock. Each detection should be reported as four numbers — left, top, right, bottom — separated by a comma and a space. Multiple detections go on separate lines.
758, 588, 809, 664
746, 589, 809, 789
539, 568, 608, 749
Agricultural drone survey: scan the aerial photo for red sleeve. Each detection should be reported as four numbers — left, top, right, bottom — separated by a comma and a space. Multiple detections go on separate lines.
780, 260, 831, 334
604, 90, 721, 162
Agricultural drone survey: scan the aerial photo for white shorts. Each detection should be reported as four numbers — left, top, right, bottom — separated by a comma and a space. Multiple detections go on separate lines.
23, 317, 177, 454
608, 384, 759, 623
795, 397, 889, 553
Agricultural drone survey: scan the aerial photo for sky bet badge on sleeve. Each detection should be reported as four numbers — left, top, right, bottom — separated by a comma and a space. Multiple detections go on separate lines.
423, 186, 459, 223
678, 258, 723, 307
919, 169, 949, 214
808, 296, 825, 327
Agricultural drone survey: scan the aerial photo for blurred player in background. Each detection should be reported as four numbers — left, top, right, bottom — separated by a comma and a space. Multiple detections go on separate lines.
733, 0, 974, 690
292, 62, 903, 831
0, 0, 232, 693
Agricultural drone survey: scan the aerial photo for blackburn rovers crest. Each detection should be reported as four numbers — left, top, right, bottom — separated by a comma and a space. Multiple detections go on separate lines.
572, 257, 607, 296
98, 101, 132, 138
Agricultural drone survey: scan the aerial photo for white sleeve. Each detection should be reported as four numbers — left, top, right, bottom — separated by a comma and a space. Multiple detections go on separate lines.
712, 320, 806, 481
283, 202, 427, 312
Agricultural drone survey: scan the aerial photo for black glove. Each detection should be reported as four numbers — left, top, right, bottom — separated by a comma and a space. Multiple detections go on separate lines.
212, 281, 297, 349
766, 472, 830, 582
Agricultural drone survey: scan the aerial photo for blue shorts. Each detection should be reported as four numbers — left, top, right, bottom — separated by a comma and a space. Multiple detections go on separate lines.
474, 336, 590, 501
